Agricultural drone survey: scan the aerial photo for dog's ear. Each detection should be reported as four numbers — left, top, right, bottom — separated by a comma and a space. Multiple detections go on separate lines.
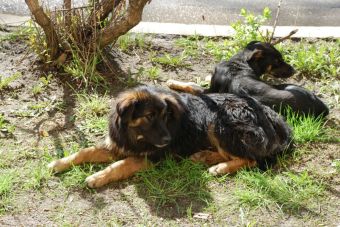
246, 49, 263, 62
116, 98, 137, 122
162, 95, 183, 119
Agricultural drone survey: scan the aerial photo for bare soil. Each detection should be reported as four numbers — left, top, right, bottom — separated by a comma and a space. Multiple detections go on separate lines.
0, 31, 339, 226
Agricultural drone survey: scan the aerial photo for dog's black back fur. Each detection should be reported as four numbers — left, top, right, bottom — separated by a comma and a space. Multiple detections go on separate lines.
209, 41, 329, 117
108, 86, 292, 166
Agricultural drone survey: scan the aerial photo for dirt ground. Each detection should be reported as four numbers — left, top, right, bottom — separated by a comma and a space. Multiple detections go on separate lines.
0, 31, 339, 226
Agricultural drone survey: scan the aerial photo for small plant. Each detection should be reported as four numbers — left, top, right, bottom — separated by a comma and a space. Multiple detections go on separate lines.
117, 33, 148, 52
231, 7, 272, 47
0, 115, 15, 136
76, 94, 110, 119
23, 161, 51, 190
79, 116, 108, 135
0, 172, 16, 214
234, 170, 324, 211
136, 157, 213, 210
32, 74, 52, 95
0, 72, 22, 91
174, 35, 200, 58
151, 51, 189, 68
145, 66, 161, 80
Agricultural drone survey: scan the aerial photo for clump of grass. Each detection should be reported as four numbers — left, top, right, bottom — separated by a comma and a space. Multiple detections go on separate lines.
0, 172, 16, 214
117, 33, 148, 52
0, 114, 15, 136
23, 161, 51, 190
79, 116, 108, 135
151, 51, 189, 68
0, 72, 22, 90
284, 108, 325, 144
76, 94, 110, 118
234, 170, 324, 212
277, 40, 340, 78
145, 66, 161, 80
32, 74, 52, 95
136, 157, 213, 208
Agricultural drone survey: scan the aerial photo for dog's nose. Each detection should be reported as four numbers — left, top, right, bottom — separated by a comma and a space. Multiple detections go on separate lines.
161, 136, 171, 144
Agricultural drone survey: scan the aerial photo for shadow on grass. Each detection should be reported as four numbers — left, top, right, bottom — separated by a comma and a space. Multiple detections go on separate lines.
134, 157, 214, 219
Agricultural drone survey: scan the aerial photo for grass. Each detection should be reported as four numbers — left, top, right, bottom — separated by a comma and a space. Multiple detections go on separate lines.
0, 114, 15, 136
145, 66, 161, 80
136, 157, 214, 210
0, 72, 22, 90
284, 108, 325, 144
32, 74, 52, 95
0, 171, 17, 214
151, 51, 189, 68
234, 170, 324, 212
117, 33, 148, 52
76, 93, 110, 118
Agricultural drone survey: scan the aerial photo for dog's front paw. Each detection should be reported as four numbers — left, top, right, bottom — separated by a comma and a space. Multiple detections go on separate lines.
208, 163, 229, 176
48, 160, 69, 173
85, 171, 108, 188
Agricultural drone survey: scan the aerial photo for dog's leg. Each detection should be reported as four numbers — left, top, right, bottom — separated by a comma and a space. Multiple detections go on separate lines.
206, 124, 257, 175
190, 150, 229, 166
85, 157, 151, 188
208, 158, 257, 176
166, 79, 204, 95
48, 146, 117, 173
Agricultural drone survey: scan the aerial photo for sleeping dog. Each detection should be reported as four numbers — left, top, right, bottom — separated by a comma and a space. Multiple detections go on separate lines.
167, 41, 329, 117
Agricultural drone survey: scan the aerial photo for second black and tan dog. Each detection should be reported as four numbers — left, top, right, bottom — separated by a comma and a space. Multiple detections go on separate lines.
168, 41, 329, 117
48, 86, 292, 188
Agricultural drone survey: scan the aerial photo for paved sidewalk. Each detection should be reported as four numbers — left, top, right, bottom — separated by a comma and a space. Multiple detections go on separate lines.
1, 13, 339, 38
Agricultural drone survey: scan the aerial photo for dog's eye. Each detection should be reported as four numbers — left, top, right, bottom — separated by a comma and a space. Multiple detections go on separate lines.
145, 112, 155, 120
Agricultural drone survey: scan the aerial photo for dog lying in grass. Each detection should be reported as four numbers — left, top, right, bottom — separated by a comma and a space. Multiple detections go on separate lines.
167, 41, 329, 117
48, 86, 292, 188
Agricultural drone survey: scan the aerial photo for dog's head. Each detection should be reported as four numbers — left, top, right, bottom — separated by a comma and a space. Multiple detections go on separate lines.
245, 41, 295, 78
109, 86, 183, 152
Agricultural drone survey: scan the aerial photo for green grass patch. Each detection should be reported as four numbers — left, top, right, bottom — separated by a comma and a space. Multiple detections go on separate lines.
277, 40, 340, 78
136, 158, 214, 209
0, 72, 22, 90
0, 171, 17, 214
151, 51, 189, 68
76, 93, 110, 118
117, 33, 149, 52
0, 114, 15, 136
23, 161, 52, 190
234, 170, 324, 212
284, 109, 326, 143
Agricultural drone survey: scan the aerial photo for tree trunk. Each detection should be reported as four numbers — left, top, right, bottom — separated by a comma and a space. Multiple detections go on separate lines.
25, 0, 60, 60
97, 0, 150, 48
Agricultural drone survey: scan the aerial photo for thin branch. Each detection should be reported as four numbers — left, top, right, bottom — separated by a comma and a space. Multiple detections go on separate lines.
64, 0, 71, 26
25, 0, 60, 60
88, 0, 123, 28
271, 29, 298, 45
269, 0, 283, 43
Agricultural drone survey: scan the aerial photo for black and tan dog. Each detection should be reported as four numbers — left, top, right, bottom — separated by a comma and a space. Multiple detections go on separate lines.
48, 86, 292, 188
168, 41, 329, 117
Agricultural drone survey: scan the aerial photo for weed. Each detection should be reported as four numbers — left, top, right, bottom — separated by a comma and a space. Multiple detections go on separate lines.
79, 116, 108, 135
64, 49, 104, 87
284, 108, 325, 143
23, 161, 51, 190
145, 66, 161, 80
175, 35, 200, 58
117, 33, 148, 52
0, 72, 22, 90
0, 171, 16, 214
331, 159, 340, 173
231, 7, 271, 47
151, 51, 189, 68
277, 40, 340, 78
136, 157, 213, 209
32, 74, 52, 95
76, 94, 110, 119
0, 114, 15, 136
234, 170, 324, 211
